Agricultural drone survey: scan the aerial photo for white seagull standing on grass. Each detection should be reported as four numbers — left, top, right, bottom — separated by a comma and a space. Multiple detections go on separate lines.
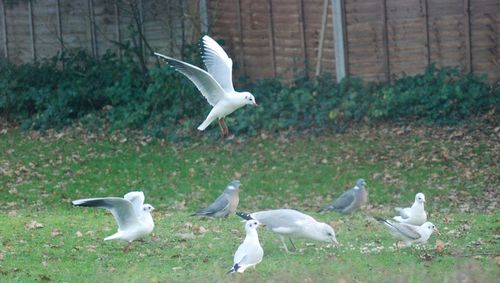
154, 35, 258, 137
393, 192, 427, 225
228, 220, 264, 274
375, 217, 437, 247
237, 209, 338, 253
71, 191, 155, 246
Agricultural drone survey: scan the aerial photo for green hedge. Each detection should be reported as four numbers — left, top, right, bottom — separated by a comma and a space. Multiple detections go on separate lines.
0, 49, 498, 139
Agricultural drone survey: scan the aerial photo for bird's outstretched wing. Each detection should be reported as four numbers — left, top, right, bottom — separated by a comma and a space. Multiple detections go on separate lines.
154, 52, 227, 106
201, 35, 235, 93
72, 197, 140, 230
124, 191, 144, 216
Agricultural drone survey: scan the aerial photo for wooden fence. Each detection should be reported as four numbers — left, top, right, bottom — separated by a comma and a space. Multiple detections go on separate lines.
1, 0, 499, 82
209, 0, 499, 82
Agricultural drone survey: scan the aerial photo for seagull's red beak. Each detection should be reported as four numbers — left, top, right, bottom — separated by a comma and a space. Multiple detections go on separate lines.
253, 102, 258, 106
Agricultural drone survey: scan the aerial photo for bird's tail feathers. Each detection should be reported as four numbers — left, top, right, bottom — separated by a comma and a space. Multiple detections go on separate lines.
236, 212, 253, 220
197, 119, 211, 131
227, 264, 240, 274
373, 216, 388, 223
104, 232, 122, 241
317, 205, 331, 213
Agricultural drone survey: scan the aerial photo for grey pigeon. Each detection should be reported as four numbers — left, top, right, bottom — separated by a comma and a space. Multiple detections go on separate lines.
192, 180, 241, 218
393, 192, 427, 225
318, 178, 368, 213
72, 191, 155, 242
237, 209, 338, 253
375, 217, 437, 247
228, 220, 264, 274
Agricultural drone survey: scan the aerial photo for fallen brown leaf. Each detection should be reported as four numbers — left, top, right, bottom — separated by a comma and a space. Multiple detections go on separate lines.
192, 225, 208, 235
51, 229, 62, 237
435, 239, 445, 252
85, 245, 96, 252
25, 221, 44, 230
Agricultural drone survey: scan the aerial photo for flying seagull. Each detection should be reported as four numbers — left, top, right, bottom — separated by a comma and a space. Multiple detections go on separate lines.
191, 180, 241, 218
375, 217, 437, 247
71, 191, 155, 242
318, 178, 368, 213
393, 192, 427, 225
154, 35, 257, 137
228, 220, 264, 274
237, 209, 338, 253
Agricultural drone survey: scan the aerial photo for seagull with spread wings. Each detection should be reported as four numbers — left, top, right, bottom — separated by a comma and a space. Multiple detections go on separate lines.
71, 191, 155, 243
154, 35, 257, 137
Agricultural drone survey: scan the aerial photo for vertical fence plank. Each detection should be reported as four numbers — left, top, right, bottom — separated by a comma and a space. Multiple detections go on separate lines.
1, 0, 8, 60
463, 0, 472, 73
267, 0, 276, 77
199, 0, 208, 34
332, 0, 347, 81
114, 0, 121, 57
28, 0, 36, 60
315, 0, 329, 76
138, 0, 146, 60
56, 0, 63, 53
381, 0, 391, 81
179, 0, 186, 57
297, 0, 307, 72
236, 0, 246, 76
422, 0, 430, 66
88, 0, 97, 57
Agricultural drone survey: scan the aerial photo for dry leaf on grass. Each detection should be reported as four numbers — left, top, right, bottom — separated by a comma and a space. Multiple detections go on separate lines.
39, 274, 51, 281
85, 245, 96, 252
178, 233, 195, 240
192, 225, 207, 235
435, 239, 445, 252
25, 221, 44, 230
51, 229, 62, 237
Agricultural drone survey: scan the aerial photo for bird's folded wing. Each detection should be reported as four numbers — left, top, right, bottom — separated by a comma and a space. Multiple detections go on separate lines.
72, 197, 140, 230
154, 52, 227, 106
254, 209, 307, 229
201, 35, 235, 93
330, 189, 356, 210
395, 207, 411, 218
124, 191, 144, 216
197, 193, 230, 215
388, 222, 421, 240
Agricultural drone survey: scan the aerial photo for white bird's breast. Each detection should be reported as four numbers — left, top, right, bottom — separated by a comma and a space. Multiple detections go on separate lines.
212, 97, 246, 118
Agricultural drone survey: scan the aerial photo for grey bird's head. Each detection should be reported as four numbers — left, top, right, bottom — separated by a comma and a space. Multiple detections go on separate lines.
225, 180, 241, 193
354, 178, 367, 190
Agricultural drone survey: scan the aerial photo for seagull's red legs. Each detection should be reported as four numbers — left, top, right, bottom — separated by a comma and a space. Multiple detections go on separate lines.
218, 118, 225, 138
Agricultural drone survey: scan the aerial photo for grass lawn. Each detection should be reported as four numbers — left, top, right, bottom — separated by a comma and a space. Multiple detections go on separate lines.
0, 126, 498, 282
